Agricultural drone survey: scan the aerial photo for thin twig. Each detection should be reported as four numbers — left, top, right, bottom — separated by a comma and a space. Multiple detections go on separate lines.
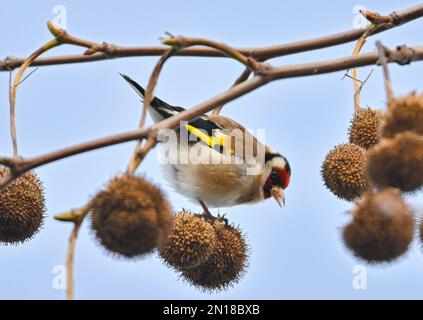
15, 67, 39, 87
0, 45, 422, 190
140, 48, 175, 130
354, 69, 374, 106
343, 73, 362, 83
213, 67, 252, 115
9, 39, 61, 159
351, 24, 376, 113
54, 204, 91, 222
376, 41, 394, 102
2, 3, 422, 71
162, 36, 266, 73
47, 21, 117, 56
360, 9, 396, 25
66, 222, 81, 300
55, 205, 90, 300
66, 220, 81, 300
127, 133, 157, 175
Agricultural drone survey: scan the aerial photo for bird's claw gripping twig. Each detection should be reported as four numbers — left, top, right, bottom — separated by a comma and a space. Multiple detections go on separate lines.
197, 200, 228, 226
216, 213, 229, 226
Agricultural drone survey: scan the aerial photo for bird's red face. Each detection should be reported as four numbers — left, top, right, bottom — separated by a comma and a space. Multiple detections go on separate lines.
262, 154, 291, 207
263, 167, 290, 195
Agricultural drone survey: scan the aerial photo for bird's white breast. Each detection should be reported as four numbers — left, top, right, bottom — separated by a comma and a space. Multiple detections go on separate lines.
158, 141, 264, 207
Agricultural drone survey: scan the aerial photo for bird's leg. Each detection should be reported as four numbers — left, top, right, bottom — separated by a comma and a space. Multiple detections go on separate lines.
198, 200, 229, 226
198, 199, 215, 221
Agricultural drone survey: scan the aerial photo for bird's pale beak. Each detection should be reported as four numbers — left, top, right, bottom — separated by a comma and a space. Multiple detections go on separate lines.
271, 187, 285, 207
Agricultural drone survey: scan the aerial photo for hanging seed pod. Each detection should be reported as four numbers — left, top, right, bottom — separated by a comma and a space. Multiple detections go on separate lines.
159, 210, 217, 270
382, 92, 423, 138
343, 188, 414, 263
321, 143, 369, 201
349, 108, 382, 149
90, 174, 173, 258
181, 222, 249, 292
0, 168, 45, 244
366, 132, 423, 192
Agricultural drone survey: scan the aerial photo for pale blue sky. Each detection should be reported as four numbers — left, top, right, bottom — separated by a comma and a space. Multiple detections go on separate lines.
0, 0, 422, 299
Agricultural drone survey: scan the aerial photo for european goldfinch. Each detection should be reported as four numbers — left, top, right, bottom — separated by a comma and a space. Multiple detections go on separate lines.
121, 74, 291, 209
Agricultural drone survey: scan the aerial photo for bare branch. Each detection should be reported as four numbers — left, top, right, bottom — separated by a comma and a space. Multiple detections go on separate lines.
1, 3, 422, 71
66, 220, 81, 300
0, 45, 422, 191
266, 45, 423, 78
376, 41, 394, 103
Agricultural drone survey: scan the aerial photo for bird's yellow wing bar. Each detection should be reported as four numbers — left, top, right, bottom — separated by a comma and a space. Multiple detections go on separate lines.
185, 124, 234, 154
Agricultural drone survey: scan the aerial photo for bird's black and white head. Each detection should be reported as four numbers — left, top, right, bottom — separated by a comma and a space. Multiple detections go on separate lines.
262, 151, 291, 207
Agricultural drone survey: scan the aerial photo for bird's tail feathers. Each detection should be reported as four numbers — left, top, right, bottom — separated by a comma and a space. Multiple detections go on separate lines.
119, 73, 179, 119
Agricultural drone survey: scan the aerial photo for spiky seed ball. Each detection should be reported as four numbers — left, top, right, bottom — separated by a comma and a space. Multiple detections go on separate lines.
349, 108, 382, 149
343, 188, 414, 263
90, 174, 173, 258
159, 210, 216, 270
321, 144, 369, 201
366, 132, 423, 192
181, 222, 248, 292
0, 168, 45, 244
382, 92, 423, 138
155, 192, 174, 251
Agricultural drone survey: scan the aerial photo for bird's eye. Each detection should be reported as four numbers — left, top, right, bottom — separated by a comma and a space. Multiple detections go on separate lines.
271, 171, 278, 178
